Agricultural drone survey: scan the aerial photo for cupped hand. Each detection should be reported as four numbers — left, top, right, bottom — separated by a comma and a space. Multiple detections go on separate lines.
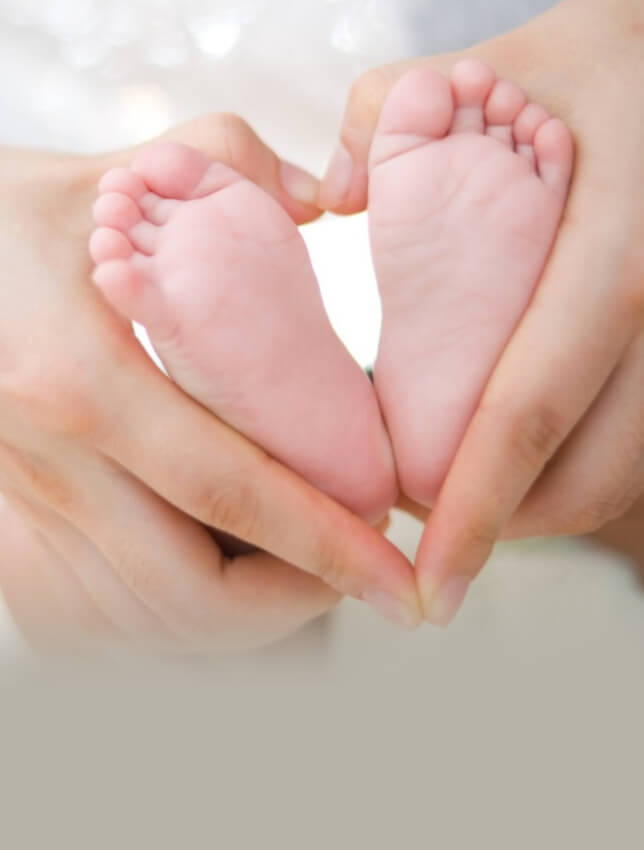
319, 0, 644, 624
0, 117, 421, 653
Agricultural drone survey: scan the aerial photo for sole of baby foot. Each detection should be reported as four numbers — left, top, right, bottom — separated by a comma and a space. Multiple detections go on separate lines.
91, 141, 398, 524
369, 59, 573, 508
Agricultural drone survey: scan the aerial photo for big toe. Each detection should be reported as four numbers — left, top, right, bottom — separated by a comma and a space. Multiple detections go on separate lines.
89, 227, 133, 264
369, 68, 454, 170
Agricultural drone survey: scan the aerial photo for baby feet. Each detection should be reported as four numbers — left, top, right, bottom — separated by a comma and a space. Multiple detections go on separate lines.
90, 141, 397, 523
88, 61, 573, 539
369, 60, 573, 507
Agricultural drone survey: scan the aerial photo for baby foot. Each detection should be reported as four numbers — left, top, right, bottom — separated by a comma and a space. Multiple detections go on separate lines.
90, 141, 396, 522
369, 60, 573, 506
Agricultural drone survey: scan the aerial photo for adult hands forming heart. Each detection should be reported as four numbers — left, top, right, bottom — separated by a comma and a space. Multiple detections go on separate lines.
2, 0, 642, 649
320, 0, 644, 624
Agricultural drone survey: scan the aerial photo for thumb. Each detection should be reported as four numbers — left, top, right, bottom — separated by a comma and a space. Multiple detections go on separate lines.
318, 57, 450, 215
110, 113, 322, 226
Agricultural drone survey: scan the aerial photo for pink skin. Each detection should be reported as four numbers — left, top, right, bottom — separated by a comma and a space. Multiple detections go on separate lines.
369, 60, 574, 510
89, 142, 397, 525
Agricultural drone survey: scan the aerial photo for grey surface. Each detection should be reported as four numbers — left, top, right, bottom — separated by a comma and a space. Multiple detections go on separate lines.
2, 523, 644, 850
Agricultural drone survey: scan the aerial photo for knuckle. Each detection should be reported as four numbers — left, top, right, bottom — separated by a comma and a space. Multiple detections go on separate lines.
462, 515, 498, 554
218, 113, 259, 171
219, 112, 251, 136
199, 468, 265, 544
498, 399, 567, 472
0, 354, 102, 442
545, 478, 639, 536
619, 223, 644, 320
313, 542, 351, 596
29, 373, 98, 440
301, 489, 359, 597
564, 504, 616, 535
0, 442, 77, 513
567, 489, 640, 535
622, 271, 644, 323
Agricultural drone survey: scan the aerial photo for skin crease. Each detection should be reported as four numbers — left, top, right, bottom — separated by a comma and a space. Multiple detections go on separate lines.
319, 0, 644, 623
594, 493, 644, 580
0, 121, 422, 655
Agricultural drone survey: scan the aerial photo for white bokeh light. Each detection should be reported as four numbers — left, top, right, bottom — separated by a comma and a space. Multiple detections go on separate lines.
188, 14, 242, 57
117, 84, 174, 143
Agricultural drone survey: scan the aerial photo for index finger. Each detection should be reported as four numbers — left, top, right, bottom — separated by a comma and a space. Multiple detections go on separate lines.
96, 342, 422, 629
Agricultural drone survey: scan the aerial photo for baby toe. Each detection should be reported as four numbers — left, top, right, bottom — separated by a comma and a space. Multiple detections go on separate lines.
485, 79, 526, 147
128, 221, 158, 256
93, 192, 142, 231
89, 227, 134, 264
450, 59, 497, 134
92, 259, 154, 326
514, 103, 551, 166
98, 168, 147, 200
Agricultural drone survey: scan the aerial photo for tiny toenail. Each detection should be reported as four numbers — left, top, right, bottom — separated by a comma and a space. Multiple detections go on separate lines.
320, 144, 354, 209
280, 161, 320, 206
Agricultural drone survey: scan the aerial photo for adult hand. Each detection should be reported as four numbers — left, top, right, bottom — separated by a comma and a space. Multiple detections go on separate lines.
320, 0, 644, 624
0, 116, 421, 654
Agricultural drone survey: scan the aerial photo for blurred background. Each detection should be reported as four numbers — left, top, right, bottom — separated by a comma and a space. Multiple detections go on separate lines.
0, 0, 555, 365
0, 2, 643, 846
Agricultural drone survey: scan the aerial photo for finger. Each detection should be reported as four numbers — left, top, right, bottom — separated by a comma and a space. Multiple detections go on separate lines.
1, 484, 182, 653
194, 549, 341, 652
107, 113, 322, 225
38, 486, 337, 654
0, 494, 118, 652
93, 348, 422, 629
76, 468, 343, 652
508, 332, 644, 538
0, 307, 417, 632
0, 436, 345, 649
400, 337, 644, 540
319, 60, 431, 214
414, 171, 641, 626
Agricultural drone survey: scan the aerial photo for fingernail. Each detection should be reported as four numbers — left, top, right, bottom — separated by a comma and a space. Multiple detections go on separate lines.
426, 576, 471, 628
280, 161, 320, 206
362, 589, 421, 631
319, 143, 354, 209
